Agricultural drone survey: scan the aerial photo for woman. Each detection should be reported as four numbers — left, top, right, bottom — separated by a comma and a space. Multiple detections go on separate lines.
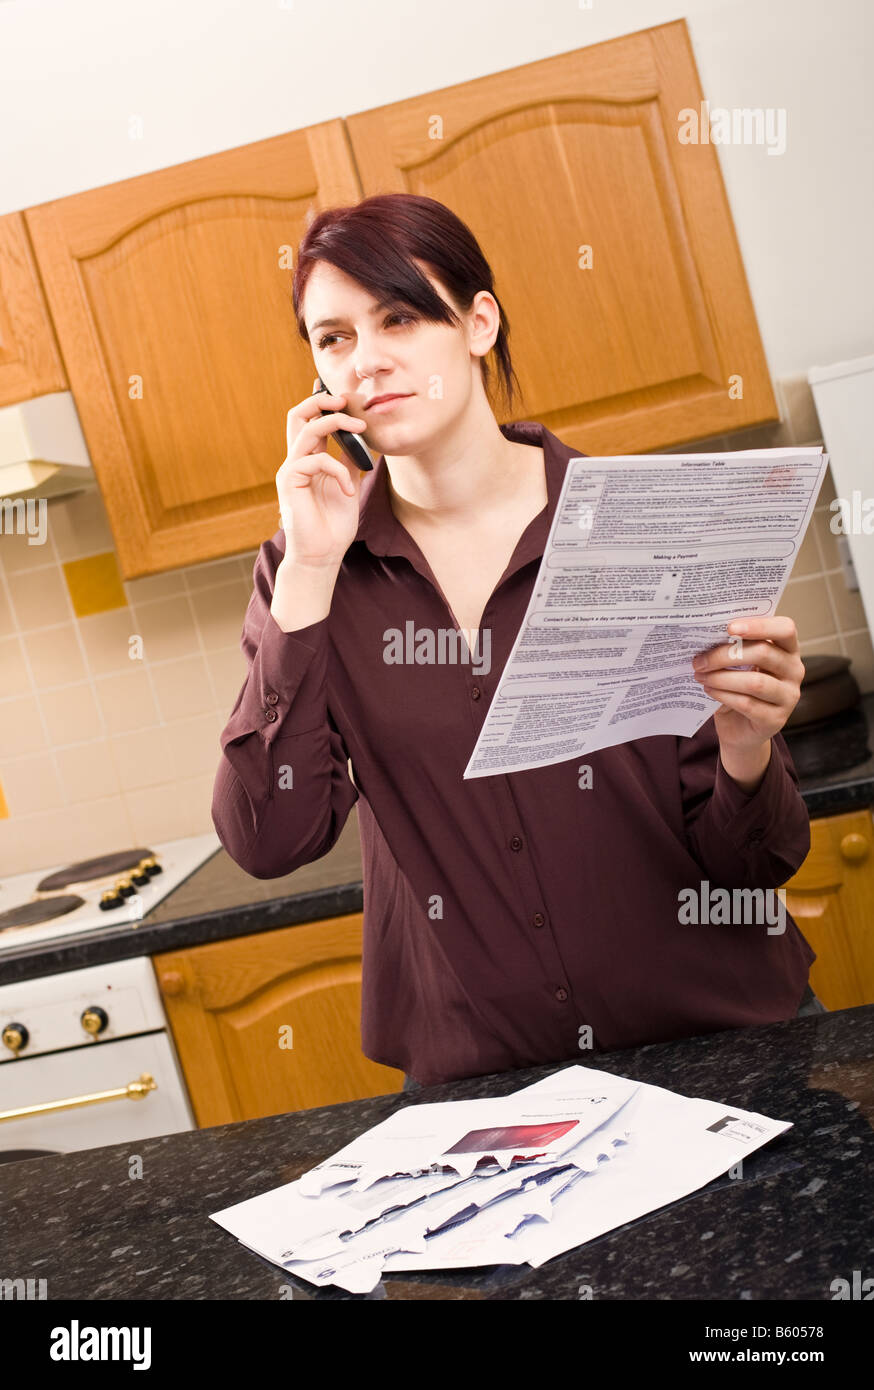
212, 193, 824, 1091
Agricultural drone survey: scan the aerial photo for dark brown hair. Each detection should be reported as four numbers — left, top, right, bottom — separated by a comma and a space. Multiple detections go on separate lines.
292, 193, 520, 414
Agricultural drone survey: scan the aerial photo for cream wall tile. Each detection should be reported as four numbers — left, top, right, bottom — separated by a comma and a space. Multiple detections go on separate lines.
0, 694, 47, 756
798, 635, 844, 660
128, 595, 198, 664
55, 739, 121, 803
778, 577, 838, 643
841, 630, 874, 693
163, 712, 225, 779
110, 725, 176, 791
0, 818, 26, 876
93, 670, 159, 735
69, 794, 136, 857
0, 526, 54, 574
787, 525, 821, 580
149, 655, 214, 720
811, 508, 843, 571
0, 753, 65, 814
186, 558, 243, 589
236, 552, 260, 583
79, 608, 141, 676
0, 576, 14, 633
780, 375, 823, 446
26, 624, 86, 687
188, 582, 250, 650
122, 782, 192, 842
826, 571, 870, 632
123, 569, 187, 605
12, 798, 133, 872
39, 682, 103, 745
6, 565, 69, 630
179, 773, 218, 835
49, 488, 115, 562
207, 647, 247, 708
0, 635, 29, 698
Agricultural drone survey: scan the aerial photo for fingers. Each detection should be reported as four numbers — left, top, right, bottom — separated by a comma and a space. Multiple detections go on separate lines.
279, 451, 358, 497
726, 616, 800, 652
287, 395, 365, 458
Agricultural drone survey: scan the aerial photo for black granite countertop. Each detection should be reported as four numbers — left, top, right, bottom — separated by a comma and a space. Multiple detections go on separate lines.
1, 695, 872, 986
2, 1004, 871, 1300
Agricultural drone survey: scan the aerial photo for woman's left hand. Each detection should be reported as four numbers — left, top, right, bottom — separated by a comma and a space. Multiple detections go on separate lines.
691, 616, 805, 757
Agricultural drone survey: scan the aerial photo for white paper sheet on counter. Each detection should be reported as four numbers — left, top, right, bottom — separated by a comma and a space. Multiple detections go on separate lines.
209, 1064, 791, 1293
462, 447, 829, 778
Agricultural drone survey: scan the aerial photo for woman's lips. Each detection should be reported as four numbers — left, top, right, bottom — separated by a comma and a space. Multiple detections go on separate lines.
366, 394, 412, 413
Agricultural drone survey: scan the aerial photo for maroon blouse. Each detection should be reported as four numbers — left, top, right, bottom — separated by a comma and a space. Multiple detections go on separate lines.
212, 419, 815, 1085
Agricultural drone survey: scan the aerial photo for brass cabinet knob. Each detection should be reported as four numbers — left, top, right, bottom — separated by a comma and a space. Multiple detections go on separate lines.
160, 971, 184, 996
2, 1023, 29, 1056
840, 833, 870, 863
81, 1006, 109, 1036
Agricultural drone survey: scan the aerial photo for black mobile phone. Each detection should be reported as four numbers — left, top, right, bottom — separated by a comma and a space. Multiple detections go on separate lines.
312, 377, 374, 472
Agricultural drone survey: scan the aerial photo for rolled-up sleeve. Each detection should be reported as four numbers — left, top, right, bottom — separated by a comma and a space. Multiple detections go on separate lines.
211, 534, 358, 878
677, 719, 811, 889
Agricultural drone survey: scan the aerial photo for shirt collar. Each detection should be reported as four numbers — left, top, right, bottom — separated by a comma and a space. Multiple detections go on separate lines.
353, 419, 579, 568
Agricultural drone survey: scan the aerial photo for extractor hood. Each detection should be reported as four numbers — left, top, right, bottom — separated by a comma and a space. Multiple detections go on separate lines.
0, 391, 96, 502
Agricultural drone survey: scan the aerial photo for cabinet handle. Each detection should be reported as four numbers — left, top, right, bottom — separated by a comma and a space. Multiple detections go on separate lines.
840, 833, 870, 863
160, 971, 185, 995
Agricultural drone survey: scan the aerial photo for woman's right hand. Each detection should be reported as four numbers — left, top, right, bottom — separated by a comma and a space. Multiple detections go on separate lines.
276, 385, 367, 568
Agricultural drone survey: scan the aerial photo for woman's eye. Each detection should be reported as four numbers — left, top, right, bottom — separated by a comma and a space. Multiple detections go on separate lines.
317, 313, 414, 351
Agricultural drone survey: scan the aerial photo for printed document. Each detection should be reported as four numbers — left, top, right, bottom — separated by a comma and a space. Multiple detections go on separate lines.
462, 448, 829, 777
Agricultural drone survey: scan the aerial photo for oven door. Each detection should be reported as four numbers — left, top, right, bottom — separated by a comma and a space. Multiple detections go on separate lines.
0, 1032, 196, 1163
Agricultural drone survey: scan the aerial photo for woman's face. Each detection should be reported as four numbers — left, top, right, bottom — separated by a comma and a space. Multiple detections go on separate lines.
301, 258, 497, 453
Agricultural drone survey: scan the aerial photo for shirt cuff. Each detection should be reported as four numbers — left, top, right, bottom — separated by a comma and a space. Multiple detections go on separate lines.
220, 612, 331, 750
707, 740, 788, 854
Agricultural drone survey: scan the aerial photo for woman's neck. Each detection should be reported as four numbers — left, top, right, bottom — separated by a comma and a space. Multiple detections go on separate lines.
384, 403, 537, 531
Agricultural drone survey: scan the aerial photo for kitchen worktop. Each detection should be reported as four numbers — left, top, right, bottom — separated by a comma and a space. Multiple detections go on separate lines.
1, 693, 872, 986
2, 1003, 871, 1300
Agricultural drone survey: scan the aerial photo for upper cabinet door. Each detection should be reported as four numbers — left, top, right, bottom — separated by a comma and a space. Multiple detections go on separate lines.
0, 212, 68, 407
25, 124, 361, 577
346, 19, 778, 452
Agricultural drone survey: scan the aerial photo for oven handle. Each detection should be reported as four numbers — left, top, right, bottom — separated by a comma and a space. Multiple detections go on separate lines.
0, 1073, 157, 1123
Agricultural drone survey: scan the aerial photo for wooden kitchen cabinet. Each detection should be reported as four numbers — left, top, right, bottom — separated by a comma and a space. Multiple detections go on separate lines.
783, 807, 874, 1010
24, 123, 362, 577
0, 212, 68, 407
19, 19, 776, 577
346, 18, 778, 454
152, 913, 403, 1126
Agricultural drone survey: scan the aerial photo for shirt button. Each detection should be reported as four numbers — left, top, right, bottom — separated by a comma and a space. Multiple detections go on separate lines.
265, 709, 278, 722
509, 835, 523, 851
532, 912, 545, 928
266, 692, 279, 706
555, 987, 568, 1002
746, 828, 764, 845
471, 687, 481, 700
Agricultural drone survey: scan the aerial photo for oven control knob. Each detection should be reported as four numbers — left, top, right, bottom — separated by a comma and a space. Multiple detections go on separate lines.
2, 1023, 29, 1056
81, 1006, 109, 1036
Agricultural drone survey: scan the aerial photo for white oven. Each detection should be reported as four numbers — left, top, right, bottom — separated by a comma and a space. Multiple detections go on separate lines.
0, 956, 196, 1164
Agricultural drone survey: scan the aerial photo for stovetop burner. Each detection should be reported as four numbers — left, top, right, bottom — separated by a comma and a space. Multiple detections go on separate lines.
36, 848, 157, 895
0, 894, 85, 933
0, 832, 221, 952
